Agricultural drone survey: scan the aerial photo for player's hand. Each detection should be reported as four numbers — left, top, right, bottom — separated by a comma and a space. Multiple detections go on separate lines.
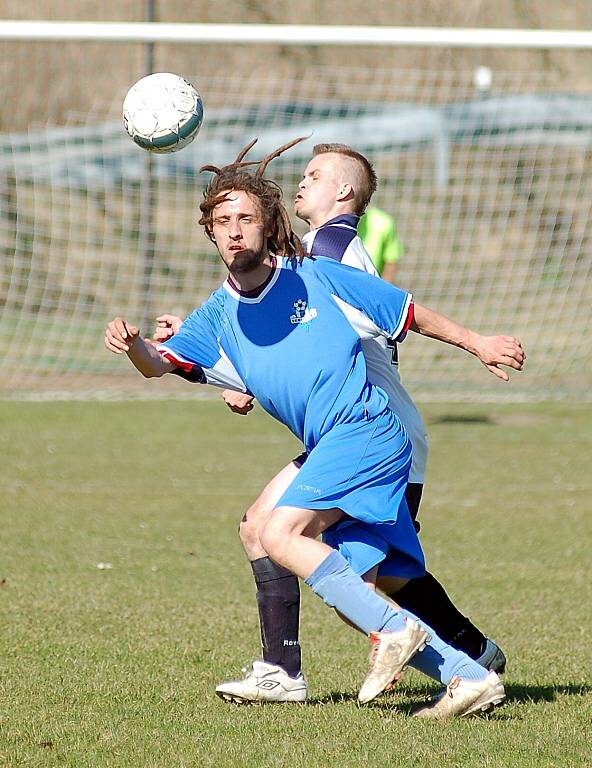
104, 317, 140, 354
222, 389, 255, 415
153, 314, 183, 342
473, 334, 526, 381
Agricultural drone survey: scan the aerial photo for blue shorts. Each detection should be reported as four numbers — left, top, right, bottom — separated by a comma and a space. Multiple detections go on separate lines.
277, 408, 411, 526
277, 408, 425, 580
323, 502, 426, 579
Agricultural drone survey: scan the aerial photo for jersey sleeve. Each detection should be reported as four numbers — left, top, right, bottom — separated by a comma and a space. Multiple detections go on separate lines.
340, 236, 380, 276
156, 297, 248, 393
305, 223, 357, 262
304, 223, 380, 277
314, 257, 413, 342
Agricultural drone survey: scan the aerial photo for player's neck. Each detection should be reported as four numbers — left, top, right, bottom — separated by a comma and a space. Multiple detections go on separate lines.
228, 255, 275, 293
309, 204, 356, 230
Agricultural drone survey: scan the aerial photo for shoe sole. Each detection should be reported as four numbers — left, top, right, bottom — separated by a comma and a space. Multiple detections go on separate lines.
215, 690, 307, 705
461, 688, 506, 717
358, 628, 429, 704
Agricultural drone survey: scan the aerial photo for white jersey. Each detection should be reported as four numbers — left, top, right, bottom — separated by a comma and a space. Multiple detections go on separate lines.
302, 214, 428, 482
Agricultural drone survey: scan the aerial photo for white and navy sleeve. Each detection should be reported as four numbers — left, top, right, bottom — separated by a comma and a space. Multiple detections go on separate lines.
305, 220, 357, 262
303, 216, 378, 275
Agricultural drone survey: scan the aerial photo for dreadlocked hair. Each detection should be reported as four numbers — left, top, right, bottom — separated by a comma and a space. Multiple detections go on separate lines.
199, 136, 308, 261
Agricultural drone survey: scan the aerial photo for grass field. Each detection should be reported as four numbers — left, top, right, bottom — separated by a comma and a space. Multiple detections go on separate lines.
1, 399, 591, 767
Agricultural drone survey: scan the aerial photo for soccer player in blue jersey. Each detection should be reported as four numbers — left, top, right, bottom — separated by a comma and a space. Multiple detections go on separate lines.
105, 144, 515, 717
182, 144, 519, 702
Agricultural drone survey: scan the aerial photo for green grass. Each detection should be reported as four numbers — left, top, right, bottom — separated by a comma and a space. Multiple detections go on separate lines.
1, 400, 590, 767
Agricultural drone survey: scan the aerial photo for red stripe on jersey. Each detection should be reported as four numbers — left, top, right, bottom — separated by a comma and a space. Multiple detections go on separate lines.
400, 302, 415, 336
160, 350, 193, 372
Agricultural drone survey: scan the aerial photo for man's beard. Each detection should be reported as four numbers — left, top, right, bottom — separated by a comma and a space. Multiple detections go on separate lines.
229, 249, 266, 274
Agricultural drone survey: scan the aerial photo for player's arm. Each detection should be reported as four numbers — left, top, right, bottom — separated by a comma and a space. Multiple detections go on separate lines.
380, 221, 401, 285
411, 303, 525, 381
318, 258, 525, 381
153, 313, 184, 342
381, 261, 397, 284
152, 312, 254, 412
222, 389, 255, 415
104, 317, 174, 378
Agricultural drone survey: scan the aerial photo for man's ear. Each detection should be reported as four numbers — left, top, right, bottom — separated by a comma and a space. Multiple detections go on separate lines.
336, 183, 355, 202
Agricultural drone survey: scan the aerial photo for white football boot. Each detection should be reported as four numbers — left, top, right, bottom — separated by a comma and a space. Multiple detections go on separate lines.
358, 618, 429, 704
215, 661, 308, 704
413, 670, 506, 720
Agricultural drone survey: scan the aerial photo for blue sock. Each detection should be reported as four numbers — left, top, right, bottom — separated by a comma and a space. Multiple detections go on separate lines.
306, 552, 487, 684
400, 609, 487, 684
305, 551, 406, 635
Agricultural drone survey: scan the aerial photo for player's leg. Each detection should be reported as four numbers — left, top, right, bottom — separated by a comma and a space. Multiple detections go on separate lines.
325, 517, 505, 718
254, 411, 434, 704
379, 588, 505, 718
239, 455, 304, 678
380, 571, 502, 685
215, 456, 307, 704
259, 503, 430, 704
239, 454, 305, 560
387, 483, 506, 672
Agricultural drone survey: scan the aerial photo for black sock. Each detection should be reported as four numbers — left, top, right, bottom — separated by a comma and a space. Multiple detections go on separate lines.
405, 482, 423, 533
391, 572, 487, 660
251, 557, 302, 677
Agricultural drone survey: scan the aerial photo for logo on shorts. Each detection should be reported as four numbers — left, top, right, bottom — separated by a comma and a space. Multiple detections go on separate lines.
295, 483, 322, 496
290, 299, 317, 326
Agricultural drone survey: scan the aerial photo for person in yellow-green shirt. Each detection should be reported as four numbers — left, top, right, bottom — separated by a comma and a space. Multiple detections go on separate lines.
358, 206, 402, 283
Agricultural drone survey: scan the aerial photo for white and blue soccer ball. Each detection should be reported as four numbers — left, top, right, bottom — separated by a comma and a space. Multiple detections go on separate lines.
122, 72, 203, 153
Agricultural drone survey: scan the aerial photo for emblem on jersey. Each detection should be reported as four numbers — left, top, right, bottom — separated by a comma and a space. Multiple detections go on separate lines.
290, 299, 318, 326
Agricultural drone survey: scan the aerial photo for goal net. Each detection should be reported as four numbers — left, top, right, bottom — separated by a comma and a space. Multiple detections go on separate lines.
1, 27, 591, 401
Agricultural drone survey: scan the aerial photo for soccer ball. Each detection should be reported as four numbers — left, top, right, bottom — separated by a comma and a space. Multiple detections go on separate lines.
122, 72, 203, 153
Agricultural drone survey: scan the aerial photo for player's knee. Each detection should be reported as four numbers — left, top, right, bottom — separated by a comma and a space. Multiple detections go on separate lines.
238, 512, 259, 548
258, 514, 289, 564
239, 499, 272, 554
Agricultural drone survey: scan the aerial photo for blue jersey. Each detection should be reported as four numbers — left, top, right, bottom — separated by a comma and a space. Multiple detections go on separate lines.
159, 255, 412, 453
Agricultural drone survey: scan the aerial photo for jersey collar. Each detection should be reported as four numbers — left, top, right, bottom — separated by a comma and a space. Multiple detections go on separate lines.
321, 214, 360, 230
223, 256, 282, 303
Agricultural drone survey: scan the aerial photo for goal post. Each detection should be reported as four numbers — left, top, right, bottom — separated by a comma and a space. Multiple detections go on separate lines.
2, 21, 592, 48
0, 22, 591, 400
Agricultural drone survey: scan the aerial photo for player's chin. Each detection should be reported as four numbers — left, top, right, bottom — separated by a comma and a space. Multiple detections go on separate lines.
230, 249, 264, 273
293, 200, 307, 219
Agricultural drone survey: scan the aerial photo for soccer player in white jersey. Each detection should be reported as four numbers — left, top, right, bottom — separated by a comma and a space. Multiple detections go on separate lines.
105, 142, 522, 717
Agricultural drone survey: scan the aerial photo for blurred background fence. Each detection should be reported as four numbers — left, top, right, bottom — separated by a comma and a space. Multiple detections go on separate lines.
1, 3, 591, 400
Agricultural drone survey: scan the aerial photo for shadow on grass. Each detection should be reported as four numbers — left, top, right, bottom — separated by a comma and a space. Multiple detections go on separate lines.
503, 681, 591, 703
309, 682, 591, 709
308, 691, 359, 705
428, 414, 494, 425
